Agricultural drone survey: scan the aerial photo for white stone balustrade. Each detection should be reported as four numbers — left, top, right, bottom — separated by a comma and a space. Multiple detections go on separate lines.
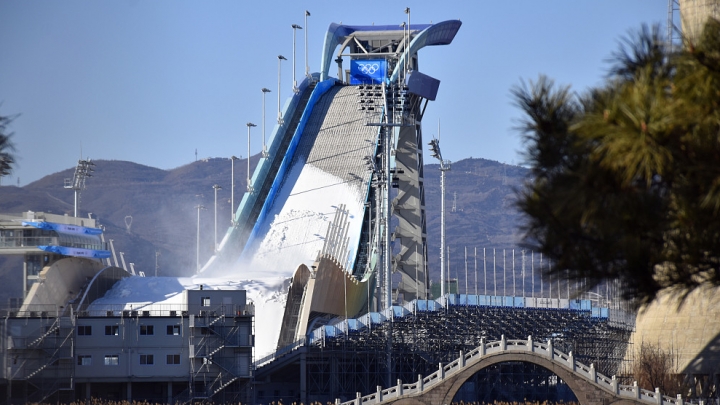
335, 336, 698, 405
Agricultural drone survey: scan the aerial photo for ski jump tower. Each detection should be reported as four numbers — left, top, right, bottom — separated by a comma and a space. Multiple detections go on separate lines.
317, 20, 462, 305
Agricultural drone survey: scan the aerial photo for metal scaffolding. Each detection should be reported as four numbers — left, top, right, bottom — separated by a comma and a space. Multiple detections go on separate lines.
256, 296, 634, 404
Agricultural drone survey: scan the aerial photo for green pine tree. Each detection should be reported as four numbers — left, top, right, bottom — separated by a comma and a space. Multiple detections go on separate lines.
513, 19, 720, 307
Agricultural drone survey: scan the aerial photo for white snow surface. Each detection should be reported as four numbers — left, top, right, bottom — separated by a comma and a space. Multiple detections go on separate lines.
238, 163, 364, 278
89, 162, 366, 358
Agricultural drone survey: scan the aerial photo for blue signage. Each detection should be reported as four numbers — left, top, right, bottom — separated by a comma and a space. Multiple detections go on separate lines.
38, 245, 111, 259
350, 59, 387, 85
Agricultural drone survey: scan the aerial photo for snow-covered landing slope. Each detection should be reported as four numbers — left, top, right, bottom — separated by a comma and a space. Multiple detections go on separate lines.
236, 85, 377, 279
89, 85, 379, 358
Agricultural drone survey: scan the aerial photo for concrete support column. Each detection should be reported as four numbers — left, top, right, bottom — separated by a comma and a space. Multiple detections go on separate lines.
300, 352, 307, 405
377, 385, 383, 402
22, 261, 27, 299
85, 382, 91, 400
397, 379, 403, 397
126, 381, 132, 402
417, 374, 423, 392
167, 382, 172, 404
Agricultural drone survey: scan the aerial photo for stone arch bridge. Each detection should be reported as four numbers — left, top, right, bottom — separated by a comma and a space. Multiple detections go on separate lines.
336, 336, 693, 405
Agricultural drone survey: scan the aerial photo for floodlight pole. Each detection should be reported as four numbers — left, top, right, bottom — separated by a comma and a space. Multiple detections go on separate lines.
304, 11, 311, 79
277, 55, 287, 124
213, 184, 222, 251
64, 159, 95, 217
440, 164, 451, 296
404, 7, 411, 81
230, 156, 238, 224
195, 205, 205, 274
428, 138, 451, 297
292, 24, 303, 93
261, 88, 271, 158
246, 123, 257, 193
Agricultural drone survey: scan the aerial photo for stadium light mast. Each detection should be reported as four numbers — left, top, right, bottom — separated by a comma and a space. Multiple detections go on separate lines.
230, 156, 238, 224
246, 123, 257, 193
277, 55, 287, 124
212, 184, 222, 251
261, 88, 271, 158
292, 24, 303, 93
195, 204, 205, 274
404, 7, 411, 81
428, 138, 451, 297
304, 11, 311, 79
64, 158, 95, 217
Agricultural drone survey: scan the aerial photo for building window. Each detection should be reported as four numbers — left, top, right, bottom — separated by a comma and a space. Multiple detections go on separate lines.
77, 325, 92, 336
167, 325, 180, 335
166, 354, 181, 365
105, 325, 119, 335
77, 355, 92, 366
104, 355, 119, 366
139, 354, 154, 365
201, 297, 210, 307
139, 325, 154, 335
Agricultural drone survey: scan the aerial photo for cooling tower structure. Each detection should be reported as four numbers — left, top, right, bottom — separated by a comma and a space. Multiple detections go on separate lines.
679, 0, 720, 42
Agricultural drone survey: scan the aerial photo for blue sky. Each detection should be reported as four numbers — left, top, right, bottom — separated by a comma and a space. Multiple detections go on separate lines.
1, 1, 669, 186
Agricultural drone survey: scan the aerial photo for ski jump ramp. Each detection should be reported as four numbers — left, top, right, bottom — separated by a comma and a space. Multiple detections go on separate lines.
91, 19, 461, 357
203, 19, 462, 351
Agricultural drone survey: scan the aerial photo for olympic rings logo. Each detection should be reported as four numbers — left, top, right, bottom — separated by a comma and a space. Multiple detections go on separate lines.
357, 63, 381, 75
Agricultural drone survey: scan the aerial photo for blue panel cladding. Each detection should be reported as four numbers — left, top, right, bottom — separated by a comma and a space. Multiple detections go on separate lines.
406, 70, 440, 101
349, 59, 387, 85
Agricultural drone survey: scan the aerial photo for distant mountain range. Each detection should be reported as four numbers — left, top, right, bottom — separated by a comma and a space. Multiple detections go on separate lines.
0, 156, 528, 303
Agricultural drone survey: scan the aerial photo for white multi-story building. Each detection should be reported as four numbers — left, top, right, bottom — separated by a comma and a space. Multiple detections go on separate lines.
0, 262, 254, 404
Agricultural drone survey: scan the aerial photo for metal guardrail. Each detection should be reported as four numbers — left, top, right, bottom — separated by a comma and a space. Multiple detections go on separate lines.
334, 335, 700, 405
253, 337, 307, 369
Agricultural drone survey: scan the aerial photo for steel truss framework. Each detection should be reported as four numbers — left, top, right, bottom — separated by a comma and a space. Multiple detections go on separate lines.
296, 302, 632, 403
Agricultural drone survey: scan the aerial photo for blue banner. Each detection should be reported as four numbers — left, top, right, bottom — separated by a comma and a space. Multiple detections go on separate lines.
350, 59, 387, 85
38, 245, 111, 259
23, 221, 103, 235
